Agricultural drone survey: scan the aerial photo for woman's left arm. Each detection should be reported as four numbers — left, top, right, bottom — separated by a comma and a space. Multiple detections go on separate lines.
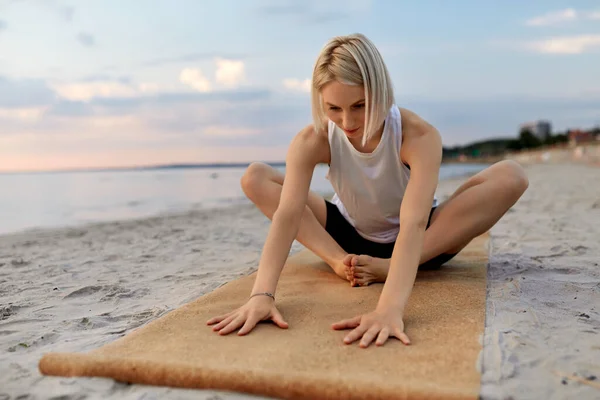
378, 108, 442, 310
332, 108, 442, 348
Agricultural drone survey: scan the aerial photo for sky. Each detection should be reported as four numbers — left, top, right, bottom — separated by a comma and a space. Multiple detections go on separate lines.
1, 0, 599, 172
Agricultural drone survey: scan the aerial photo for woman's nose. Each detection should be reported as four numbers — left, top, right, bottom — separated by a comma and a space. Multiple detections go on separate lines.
342, 114, 355, 129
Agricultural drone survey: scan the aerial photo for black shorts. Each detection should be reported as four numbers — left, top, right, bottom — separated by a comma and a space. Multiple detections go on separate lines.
324, 200, 458, 270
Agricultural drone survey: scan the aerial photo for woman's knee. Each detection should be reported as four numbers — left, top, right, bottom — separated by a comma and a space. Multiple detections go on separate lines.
240, 162, 276, 199
495, 160, 529, 200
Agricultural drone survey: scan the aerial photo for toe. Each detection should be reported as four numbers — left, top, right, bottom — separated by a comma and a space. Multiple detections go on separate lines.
356, 255, 373, 266
355, 277, 367, 286
343, 254, 354, 267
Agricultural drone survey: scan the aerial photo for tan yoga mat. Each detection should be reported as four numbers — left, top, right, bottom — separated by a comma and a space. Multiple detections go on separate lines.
39, 232, 489, 400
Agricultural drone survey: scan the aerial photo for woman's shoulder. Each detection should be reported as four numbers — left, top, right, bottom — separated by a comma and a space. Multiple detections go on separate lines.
397, 107, 442, 165
398, 107, 437, 139
288, 123, 331, 165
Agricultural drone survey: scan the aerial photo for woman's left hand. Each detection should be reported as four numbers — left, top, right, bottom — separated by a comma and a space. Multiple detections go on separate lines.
331, 307, 411, 348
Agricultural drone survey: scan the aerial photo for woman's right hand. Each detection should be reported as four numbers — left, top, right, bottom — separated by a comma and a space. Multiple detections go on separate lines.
206, 295, 289, 336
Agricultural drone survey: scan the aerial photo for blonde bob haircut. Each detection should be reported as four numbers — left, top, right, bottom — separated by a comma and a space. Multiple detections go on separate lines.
311, 33, 395, 146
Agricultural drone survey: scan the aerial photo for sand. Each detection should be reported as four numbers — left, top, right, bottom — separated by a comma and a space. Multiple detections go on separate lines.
1, 163, 599, 399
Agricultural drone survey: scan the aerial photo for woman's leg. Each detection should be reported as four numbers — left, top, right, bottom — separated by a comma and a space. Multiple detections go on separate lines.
241, 162, 351, 280
349, 160, 529, 285
421, 159, 529, 259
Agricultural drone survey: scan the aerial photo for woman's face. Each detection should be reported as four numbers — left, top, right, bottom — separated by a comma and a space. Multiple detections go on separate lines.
321, 81, 366, 140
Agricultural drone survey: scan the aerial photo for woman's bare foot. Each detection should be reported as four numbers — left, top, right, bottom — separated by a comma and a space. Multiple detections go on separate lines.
331, 256, 354, 284
343, 254, 390, 286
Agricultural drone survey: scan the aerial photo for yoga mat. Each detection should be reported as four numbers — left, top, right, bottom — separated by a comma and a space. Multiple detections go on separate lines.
39, 232, 489, 400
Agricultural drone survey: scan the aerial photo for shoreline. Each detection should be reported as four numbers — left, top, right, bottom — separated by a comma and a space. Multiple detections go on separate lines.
0, 168, 483, 239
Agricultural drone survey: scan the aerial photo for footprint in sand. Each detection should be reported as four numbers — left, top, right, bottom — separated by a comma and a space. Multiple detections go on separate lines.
0, 305, 17, 320
64, 285, 103, 298
571, 245, 589, 255
10, 258, 30, 267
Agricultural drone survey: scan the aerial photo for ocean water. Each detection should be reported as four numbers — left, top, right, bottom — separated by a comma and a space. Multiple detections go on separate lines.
0, 163, 489, 235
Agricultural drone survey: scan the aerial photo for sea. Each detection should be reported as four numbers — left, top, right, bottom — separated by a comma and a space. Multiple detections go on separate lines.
0, 163, 490, 235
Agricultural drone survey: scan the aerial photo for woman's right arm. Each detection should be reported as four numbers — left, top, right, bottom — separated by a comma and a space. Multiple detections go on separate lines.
206, 124, 327, 336
250, 124, 325, 297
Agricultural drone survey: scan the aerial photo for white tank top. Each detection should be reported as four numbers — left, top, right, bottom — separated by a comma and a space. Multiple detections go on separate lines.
326, 105, 438, 243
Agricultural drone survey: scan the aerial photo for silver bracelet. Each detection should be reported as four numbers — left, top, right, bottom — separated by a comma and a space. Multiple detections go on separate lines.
250, 292, 275, 301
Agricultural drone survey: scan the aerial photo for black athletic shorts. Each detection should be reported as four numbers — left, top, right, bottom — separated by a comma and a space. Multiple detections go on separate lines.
324, 200, 458, 270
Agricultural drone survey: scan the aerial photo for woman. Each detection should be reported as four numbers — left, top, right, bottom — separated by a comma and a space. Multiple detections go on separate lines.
207, 33, 528, 348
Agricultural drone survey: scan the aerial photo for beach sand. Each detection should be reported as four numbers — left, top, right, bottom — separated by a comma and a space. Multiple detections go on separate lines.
1, 163, 598, 399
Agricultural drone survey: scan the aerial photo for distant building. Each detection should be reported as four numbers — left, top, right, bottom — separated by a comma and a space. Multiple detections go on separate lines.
568, 129, 596, 147
520, 120, 552, 141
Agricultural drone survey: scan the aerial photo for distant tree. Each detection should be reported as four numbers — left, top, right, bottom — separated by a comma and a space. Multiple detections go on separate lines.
519, 128, 542, 149
543, 134, 566, 146
506, 139, 522, 151
554, 133, 569, 144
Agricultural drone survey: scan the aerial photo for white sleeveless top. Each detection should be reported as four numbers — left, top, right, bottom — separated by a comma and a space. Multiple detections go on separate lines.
326, 105, 438, 243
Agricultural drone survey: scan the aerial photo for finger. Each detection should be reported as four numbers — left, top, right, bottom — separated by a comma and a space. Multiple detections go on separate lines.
394, 328, 411, 345
359, 325, 381, 348
375, 327, 390, 346
218, 315, 246, 335
211, 314, 235, 331
206, 312, 232, 325
237, 315, 260, 336
270, 308, 289, 329
331, 316, 361, 330
344, 324, 368, 345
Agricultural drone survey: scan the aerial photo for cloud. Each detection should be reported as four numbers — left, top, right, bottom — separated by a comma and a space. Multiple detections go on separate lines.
49, 76, 165, 103
179, 58, 246, 91
77, 32, 95, 47
525, 8, 578, 26
0, 107, 46, 121
50, 81, 141, 101
0, 19, 6, 33
94, 89, 271, 108
283, 78, 311, 93
525, 8, 600, 26
523, 35, 600, 54
215, 58, 245, 87
179, 68, 212, 92
46, 87, 272, 117
0, 76, 56, 108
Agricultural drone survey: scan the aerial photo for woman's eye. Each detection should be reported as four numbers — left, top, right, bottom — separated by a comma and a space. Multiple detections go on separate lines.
354, 104, 365, 109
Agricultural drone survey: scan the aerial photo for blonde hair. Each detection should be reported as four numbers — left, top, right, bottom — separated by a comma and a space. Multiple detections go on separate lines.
311, 33, 395, 146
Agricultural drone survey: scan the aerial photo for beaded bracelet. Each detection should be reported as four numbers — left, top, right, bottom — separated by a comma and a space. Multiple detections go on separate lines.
250, 292, 275, 301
